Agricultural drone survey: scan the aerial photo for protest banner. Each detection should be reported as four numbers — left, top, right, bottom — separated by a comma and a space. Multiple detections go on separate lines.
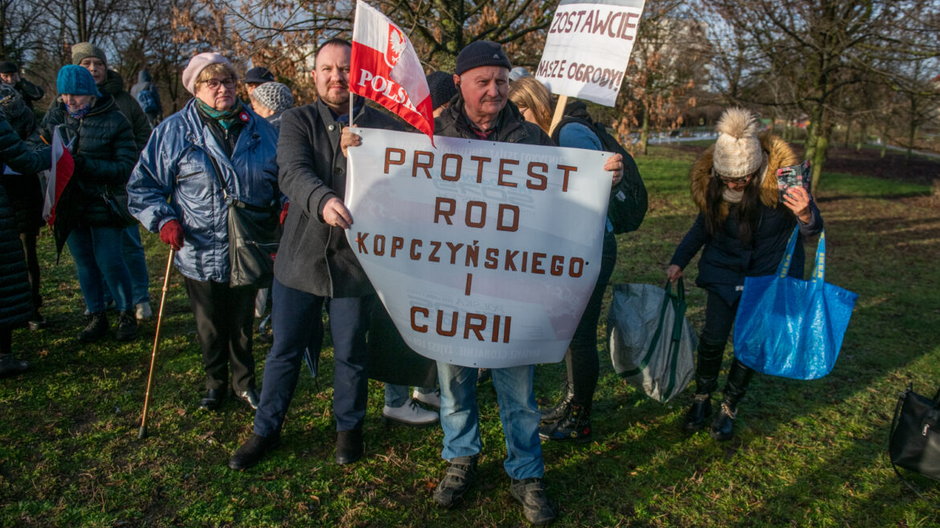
345, 128, 611, 368
350, 0, 434, 140
536, 0, 646, 108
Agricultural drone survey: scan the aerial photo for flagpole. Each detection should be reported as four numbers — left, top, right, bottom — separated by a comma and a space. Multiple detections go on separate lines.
548, 95, 568, 137
349, 92, 355, 127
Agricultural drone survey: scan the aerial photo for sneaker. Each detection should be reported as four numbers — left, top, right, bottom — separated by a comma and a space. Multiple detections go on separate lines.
0, 354, 29, 377
135, 301, 153, 321
510, 478, 556, 525
115, 311, 139, 341
79, 312, 109, 343
383, 399, 439, 425
412, 389, 441, 409
433, 455, 477, 508
538, 404, 591, 443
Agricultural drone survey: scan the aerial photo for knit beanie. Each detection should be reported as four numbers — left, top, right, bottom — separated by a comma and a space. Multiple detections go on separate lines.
426, 71, 457, 109
182, 52, 232, 95
455, 41, 511, 76
0, 61, 17, 74
712, 107, 764, 180
250, 82, 294, 114
56, 65, 101, 97
71, 42, 108, 67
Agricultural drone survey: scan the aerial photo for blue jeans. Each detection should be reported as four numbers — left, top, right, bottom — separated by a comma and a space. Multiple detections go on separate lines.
437, 362, 543, 480
66, 225, 134, 313
122, 225, 151, 305
254, 278, 373, 437
384, 384, 435, 407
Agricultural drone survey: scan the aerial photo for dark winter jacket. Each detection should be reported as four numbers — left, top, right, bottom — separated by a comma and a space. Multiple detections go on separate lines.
128, 98, 279, 283
101, 70, 152, 151
0, 117, 49, 328
275, 100, 403, 297
12, 78, 44, 110
669, 133, 823, 304
40, 95, 138, 228
435, 95, 552, 146
0, 88, 43, 232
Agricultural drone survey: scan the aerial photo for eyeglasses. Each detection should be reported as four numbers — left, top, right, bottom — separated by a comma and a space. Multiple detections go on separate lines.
200, 78, 236, 90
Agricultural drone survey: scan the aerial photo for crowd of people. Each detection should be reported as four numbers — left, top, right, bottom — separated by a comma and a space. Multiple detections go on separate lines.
0, 37, 821, 526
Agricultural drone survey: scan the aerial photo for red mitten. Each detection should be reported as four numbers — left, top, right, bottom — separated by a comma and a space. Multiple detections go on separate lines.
159, 219, 184, 251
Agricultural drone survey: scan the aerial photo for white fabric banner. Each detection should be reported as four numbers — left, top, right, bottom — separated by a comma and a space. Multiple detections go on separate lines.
535, 0, 646, 107
346, 127, 611, 368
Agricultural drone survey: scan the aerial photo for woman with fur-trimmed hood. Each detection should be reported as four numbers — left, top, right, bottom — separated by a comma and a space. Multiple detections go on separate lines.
666, 107, 822, 441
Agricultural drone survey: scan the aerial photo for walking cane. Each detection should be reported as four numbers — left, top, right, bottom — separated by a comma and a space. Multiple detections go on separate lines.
138, 248, 175, 439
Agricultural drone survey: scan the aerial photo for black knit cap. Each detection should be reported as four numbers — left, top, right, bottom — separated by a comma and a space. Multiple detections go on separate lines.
0, 61, 17, 74
455, 41, 511, 76
245, 66, 274, 84
426, 71, 457, 109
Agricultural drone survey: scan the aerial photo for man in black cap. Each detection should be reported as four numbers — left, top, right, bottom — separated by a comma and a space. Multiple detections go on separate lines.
0, 61, 44, 111
244, 66, 275, 96
429, 39, 617, 526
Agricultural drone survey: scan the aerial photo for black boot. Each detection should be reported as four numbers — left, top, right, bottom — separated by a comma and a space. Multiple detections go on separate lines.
539, 384, 574, 425
539, 403, 592, 442
115, 310, 138, 341
79, 312, 109, 343
335, 428, 364, 465
682, 339, 724, 432
711, 359, 754, 441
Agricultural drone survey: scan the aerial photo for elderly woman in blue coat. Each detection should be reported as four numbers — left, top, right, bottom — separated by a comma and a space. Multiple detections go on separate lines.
128, 53, 279, 411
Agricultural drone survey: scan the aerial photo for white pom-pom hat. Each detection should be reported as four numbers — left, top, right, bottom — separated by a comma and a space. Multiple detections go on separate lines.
712, 107, 764, 180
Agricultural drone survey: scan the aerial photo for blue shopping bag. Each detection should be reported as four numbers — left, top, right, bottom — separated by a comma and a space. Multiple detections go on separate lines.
733, 227, 858, 380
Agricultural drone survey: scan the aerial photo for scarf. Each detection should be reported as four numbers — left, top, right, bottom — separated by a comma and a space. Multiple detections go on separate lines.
196, 99, 244, 131
67, 104, 93, 121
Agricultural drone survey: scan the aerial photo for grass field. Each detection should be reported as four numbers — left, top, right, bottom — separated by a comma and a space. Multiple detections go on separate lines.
0, 144, 938, 527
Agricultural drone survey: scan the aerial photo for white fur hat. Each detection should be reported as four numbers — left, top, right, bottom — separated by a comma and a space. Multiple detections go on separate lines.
712, 107, 763, 179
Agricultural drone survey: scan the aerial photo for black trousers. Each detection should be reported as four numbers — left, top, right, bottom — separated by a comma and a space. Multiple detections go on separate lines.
183, 277, 257, 392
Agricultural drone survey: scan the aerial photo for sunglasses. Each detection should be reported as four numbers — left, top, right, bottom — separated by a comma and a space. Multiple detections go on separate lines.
716, 171, 757, 184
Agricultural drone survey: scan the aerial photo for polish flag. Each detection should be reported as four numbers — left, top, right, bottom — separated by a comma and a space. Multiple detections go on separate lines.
350, 0, 434, 141
42, 127, 75, 225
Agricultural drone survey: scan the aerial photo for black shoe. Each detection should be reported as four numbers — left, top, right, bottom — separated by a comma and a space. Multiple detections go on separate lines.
228, 433, 280, 470
79, 312, 109, 343
235, 388, 260, 410
510, 478, 557, 525
335, 428, 364, 465
683, 394, 712, 433
710, 401, 737, 441
433, 455, 478, 508
28, 312, 47, 331
539, 393, 574, 425
198, 388, 226, 411
539, 404, 591, 443
115, 311, 138, 341
0, 354, 29, 377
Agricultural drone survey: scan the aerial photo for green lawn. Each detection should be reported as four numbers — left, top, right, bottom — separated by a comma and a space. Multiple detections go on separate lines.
0, 145, 937, 527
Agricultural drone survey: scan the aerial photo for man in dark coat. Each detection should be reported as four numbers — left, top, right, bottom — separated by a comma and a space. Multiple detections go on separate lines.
0, 61, 45, 111
428, 41, 559, 526
228, 38, 403, 471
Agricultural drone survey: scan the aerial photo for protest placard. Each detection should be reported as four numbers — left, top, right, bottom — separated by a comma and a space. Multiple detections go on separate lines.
536, 0, 646, 107
346, 128, 611, 368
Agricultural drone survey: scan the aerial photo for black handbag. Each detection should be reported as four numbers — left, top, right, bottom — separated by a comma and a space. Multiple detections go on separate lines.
227, 198, 279, 288
101, 186, 136, 226
208, 156, 279, 288
888, 384, 940, 489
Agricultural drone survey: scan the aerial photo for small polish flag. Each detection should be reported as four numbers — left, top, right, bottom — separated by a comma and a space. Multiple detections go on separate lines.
42, 127, 75, 226
350, 0, 434, 141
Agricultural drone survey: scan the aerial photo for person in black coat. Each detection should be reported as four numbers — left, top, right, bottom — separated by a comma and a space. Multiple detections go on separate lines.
0, 114, 50, 376
666, 107, 822, 441
229, 39, 404, 471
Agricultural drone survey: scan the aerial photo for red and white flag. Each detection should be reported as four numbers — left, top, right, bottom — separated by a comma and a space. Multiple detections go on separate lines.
350, 0, 434, 141
42, 127, 75, 225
